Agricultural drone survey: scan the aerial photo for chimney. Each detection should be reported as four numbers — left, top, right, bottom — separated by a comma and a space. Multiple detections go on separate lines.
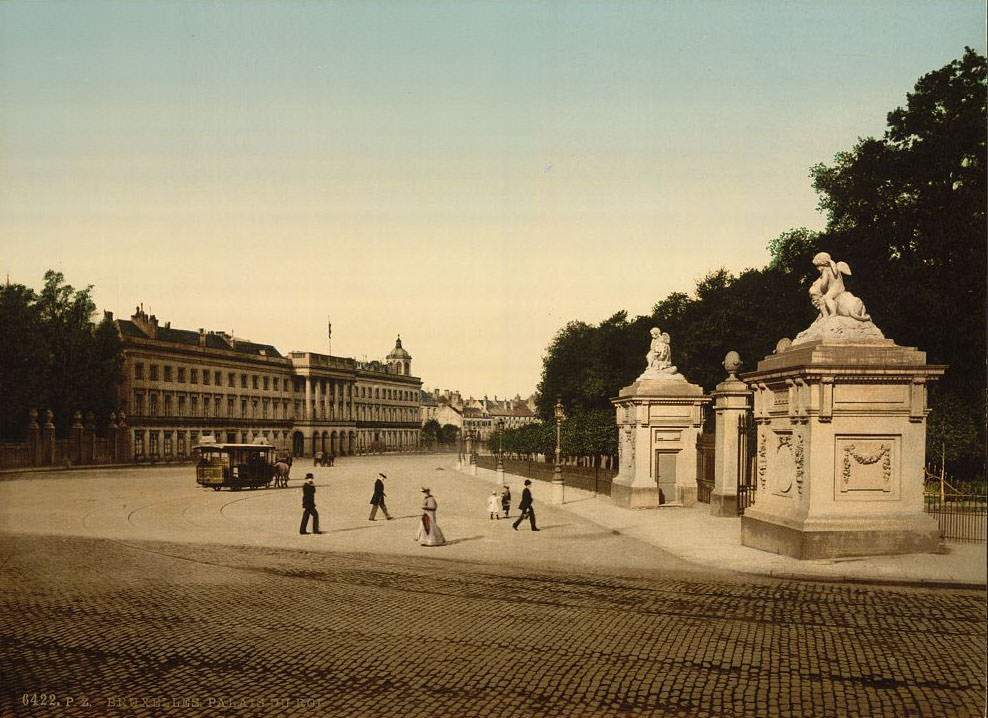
198, 328, 206, 347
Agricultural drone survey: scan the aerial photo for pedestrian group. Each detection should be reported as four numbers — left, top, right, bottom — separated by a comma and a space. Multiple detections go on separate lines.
299, 470, 540, 545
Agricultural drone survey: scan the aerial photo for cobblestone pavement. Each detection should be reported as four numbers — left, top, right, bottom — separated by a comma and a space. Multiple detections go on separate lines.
1, 533, 984, 718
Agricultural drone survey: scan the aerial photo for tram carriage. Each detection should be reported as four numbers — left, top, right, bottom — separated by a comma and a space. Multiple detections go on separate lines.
194, 437, 276, 491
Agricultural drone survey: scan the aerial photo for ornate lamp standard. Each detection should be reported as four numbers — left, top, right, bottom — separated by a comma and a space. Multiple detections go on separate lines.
496, 419, 505, 481
552, 398, 566, 505
468, 428, 478, 475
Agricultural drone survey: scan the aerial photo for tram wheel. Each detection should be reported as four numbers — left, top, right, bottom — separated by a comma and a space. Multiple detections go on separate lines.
212, 487, 221, 491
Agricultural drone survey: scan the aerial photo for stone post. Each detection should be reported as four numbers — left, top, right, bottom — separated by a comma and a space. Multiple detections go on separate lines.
709, 351, 752, 517
28, 409, 41, 466
71, 410, 84, 466
108, 413, 118, 463
43, 409, 55, 465
85, 411, 96, 464
117, 411, 131, 463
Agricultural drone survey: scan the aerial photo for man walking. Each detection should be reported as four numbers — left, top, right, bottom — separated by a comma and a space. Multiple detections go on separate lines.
512, 479, 539, 531
369, 472, 393, 521
300, 473, 322, 534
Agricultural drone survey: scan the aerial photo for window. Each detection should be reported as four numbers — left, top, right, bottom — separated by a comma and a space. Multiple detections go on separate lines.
178, 395, 186, 416
214, 396, 221, 417
134, 363, 144, 380
177, 432, 186, 456
202, 370, 210, 386
177, 367, 186, 383
241, 399, 248, 418
149, 431, 159, 458
263, 376, 269, 391
214, 371, 221, 385
203, 396, 211, 418
163, 395, 172, 416
227, 397, 234, 417
164, 431, 173, 456
164, 366, 172, 382
241, 374, 248, 388
149, 394, 158, 417
150, 365, 159, 381
134, 430, 145, 458
191, 396, 199, 417
134, 392, 144, 416
252, 375, 259, 389
228, 372, 235, 387
190, 368, 199, 384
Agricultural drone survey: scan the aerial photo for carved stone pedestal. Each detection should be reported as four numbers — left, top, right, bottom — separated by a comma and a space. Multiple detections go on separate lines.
611, 379, 709, 509
740, 340, 945, 559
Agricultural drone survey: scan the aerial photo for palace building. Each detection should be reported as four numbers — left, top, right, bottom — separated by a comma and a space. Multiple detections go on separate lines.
114, 307, 421, 461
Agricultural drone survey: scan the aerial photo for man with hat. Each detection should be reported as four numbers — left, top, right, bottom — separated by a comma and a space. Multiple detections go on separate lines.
299, 473, 322, 534
512, 479, 539, 531
369, 472, 393, 521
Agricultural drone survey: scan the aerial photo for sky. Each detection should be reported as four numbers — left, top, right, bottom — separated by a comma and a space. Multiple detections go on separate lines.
1, 1, 984, 399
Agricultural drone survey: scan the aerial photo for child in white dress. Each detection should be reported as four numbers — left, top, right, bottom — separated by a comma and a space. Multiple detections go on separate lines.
487, 491, 501, 520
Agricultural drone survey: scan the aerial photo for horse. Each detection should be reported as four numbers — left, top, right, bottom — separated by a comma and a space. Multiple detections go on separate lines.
273, 461, 291, 488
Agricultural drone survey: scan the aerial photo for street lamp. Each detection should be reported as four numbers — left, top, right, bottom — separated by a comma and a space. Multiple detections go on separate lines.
552, 397, 566, 504
466, 428, 477, 475
496, 418, 505, 479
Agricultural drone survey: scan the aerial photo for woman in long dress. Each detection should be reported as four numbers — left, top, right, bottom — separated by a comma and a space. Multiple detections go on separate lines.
415, 487, 446, 546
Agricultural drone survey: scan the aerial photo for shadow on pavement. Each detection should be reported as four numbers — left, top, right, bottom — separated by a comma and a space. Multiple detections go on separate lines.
442, 536, 484, 546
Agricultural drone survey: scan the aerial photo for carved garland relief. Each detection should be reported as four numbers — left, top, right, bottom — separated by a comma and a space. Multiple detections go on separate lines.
841, 443, 892, 486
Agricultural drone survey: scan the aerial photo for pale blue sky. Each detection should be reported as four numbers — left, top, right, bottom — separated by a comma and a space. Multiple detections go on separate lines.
1, 1, 984, 397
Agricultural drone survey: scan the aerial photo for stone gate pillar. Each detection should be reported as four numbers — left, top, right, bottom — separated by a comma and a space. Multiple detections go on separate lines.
28, 409, 41, 466
43, 410, 56, 465
740, 251, 946, 559
71, 411, 84, 466
610, 329, 710, 509
709, 352, 752, 517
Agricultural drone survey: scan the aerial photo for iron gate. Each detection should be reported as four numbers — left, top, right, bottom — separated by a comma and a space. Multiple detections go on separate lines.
736, 414, 757, 515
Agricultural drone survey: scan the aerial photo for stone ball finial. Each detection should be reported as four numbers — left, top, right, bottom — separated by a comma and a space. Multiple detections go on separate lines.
723, 351, 742, 379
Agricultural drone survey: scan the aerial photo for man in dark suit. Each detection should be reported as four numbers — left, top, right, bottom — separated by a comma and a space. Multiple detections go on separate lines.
300, 474, 322, 534
369, 472, 393, 521
512, 479, 539, 531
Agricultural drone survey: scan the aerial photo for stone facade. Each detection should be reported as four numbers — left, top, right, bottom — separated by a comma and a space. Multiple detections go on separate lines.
115, 308, 421, 461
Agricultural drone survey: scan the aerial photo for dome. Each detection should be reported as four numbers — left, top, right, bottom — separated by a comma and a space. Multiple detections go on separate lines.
387, 335, 411, 361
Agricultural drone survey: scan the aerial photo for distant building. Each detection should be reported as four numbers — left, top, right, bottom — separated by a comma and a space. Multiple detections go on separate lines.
114, 306, 421, 461
422, 388, 538, 441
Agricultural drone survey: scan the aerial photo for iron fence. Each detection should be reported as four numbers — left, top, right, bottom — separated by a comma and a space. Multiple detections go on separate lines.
476, 455, 615, 496
923, 469, 987, 544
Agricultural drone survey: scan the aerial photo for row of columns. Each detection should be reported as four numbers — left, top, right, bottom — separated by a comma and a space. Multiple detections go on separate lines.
302, 376, 353, 422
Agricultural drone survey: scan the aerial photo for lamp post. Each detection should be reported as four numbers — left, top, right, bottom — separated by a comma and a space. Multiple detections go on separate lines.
457, 426, 464, 469
468, 428, 478, 475
552, 397, 566, 505
496, 419, 505, 480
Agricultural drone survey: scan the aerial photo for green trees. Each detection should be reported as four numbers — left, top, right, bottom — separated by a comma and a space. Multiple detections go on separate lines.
0, 271, 122, 440
811, 47, 986, 474
535, 48, 986, 476
421, 419, 442, 446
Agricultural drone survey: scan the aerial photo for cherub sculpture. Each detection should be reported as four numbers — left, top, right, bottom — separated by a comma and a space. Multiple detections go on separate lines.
809, 252, 870, 321
645, 327, 672, 372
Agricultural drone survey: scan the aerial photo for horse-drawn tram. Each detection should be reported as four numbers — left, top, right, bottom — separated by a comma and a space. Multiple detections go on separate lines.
194, 437, 276, 490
